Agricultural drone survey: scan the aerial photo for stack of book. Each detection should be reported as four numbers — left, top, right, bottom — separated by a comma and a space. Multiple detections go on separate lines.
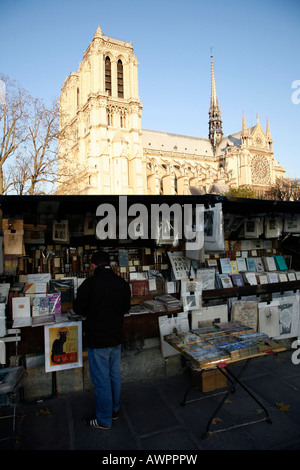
155, 294, 181, 312
141, 300, 166, 312
163, 321, 283, 368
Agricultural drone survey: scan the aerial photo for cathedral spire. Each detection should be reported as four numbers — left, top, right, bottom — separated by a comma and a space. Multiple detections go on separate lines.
208, 49, 223, 152
266, 117, 272, 138
242, 110, 247, 135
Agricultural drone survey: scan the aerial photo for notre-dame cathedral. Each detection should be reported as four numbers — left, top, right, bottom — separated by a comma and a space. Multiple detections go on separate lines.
57, 26, 285, 196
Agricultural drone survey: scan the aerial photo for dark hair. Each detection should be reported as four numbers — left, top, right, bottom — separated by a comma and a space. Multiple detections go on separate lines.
91, 250, 110, 266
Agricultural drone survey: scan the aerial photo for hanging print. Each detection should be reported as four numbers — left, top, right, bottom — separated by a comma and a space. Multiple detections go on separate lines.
44, 321, 82, 372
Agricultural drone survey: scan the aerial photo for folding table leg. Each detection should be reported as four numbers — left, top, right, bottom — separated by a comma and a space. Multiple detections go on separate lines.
202, 359, 272, 439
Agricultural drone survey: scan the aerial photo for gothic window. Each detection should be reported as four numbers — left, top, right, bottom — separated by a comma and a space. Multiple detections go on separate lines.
117, 59, 124, 98
107, 107, 113, 126
251, 155, 271, 185
120, 109, 126, 128
105, 56, 112, 96
77, 87, 80, 107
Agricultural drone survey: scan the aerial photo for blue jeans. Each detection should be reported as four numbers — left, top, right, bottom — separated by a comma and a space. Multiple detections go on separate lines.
88, 345, 122, 427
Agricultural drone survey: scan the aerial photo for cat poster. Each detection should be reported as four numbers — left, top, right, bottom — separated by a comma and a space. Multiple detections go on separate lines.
44, 322, 82, 372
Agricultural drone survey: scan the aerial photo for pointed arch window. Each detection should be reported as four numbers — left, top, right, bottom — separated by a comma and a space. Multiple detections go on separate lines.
117, 59, 124, 98
105, 56, 112, 96
77, 87, 80, 107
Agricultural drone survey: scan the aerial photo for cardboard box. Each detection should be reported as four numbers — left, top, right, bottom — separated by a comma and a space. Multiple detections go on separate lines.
201, 369, 227, 392
190, 367, 227, 392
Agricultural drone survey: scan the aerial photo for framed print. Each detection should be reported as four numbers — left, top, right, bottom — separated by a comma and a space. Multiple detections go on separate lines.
44, 321, 82, 372
204, 203, 225, 251
52, 220, 69, 243
272, 293, 300, 340
181, 278, 202, 311
84, 216, 96, 236
204, 207, 216, 242
168, 252, 191, 280
284, 214, 300, 233
265, 216, 283, 238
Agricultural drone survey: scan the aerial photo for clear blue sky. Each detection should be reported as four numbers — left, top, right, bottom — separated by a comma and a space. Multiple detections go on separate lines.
1, 0, 299, 178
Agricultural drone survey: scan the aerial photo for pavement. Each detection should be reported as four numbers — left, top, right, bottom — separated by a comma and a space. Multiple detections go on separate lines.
1, 349, 300, 454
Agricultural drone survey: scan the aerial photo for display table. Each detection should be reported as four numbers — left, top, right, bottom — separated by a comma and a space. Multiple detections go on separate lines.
164, 321, 286, 438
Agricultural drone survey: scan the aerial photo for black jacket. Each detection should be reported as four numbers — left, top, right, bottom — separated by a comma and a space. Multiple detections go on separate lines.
73, 265, 131, 348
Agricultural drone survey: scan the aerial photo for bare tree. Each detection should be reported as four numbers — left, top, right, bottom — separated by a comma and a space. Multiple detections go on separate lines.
1, 75, 90, 194
268, 177, 300, 201
19, 97, 59, 195
0, 74, 31, 193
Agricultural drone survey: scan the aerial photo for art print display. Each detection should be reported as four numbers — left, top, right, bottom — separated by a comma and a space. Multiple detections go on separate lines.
181, 278, 202, 311
265, 216, 283, 238
258, 301, 280, 338
44, 321, 82, 372
272, 293, 300, 340
168, 252, 191, 280
204, 204, 225, 252
191, 304, 228, 329
52, 220, 69, 242
231, 301, 258, 331
284, 214, 300, 233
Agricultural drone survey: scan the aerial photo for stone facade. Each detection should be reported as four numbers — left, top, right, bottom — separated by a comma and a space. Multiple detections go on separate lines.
57, 27, 285, 196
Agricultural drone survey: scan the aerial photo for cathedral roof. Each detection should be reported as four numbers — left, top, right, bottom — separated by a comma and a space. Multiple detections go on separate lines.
141, 129, 214, 157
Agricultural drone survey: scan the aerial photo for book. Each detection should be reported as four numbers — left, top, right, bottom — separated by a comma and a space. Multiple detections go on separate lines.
25, 282, 47, 295
274, 255, 288, 271
128, 304, 151, 315
263, 256, 277, 271
47, 292, 62, 316
267, 273, 279, 283
155, 294, 181, 311
119, 249, 129, 267
141, 300, 166, 312
216, 274, 228, 288
49, 279, 74, 302
278, 273, 288, 282
196, 268, 216, 290
244, 272, 257, 285
246, 257, 257, 272
236, 257, 247, 272
32, 296, 49, 316
287, 271, 296, 281
230, 260, 238, 274
221, 276, 233, 288
230, 273, 245, 287
220, 258, 232, 274
254, 257, 264, 272
131, 280, 149, 296
257, 274, 268, 284
32, 314, 55, 327
12, 296, 31, 327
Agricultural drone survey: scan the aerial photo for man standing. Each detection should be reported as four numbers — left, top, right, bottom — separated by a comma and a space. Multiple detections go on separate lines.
73, 250, 131, 429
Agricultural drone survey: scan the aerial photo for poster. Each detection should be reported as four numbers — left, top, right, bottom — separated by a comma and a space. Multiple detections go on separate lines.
44, 321, 82, 372
231, 301, 258, 331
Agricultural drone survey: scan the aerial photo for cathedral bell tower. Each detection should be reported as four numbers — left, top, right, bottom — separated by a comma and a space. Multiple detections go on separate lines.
57, 26, 146, 195
208, 51, 223, 153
